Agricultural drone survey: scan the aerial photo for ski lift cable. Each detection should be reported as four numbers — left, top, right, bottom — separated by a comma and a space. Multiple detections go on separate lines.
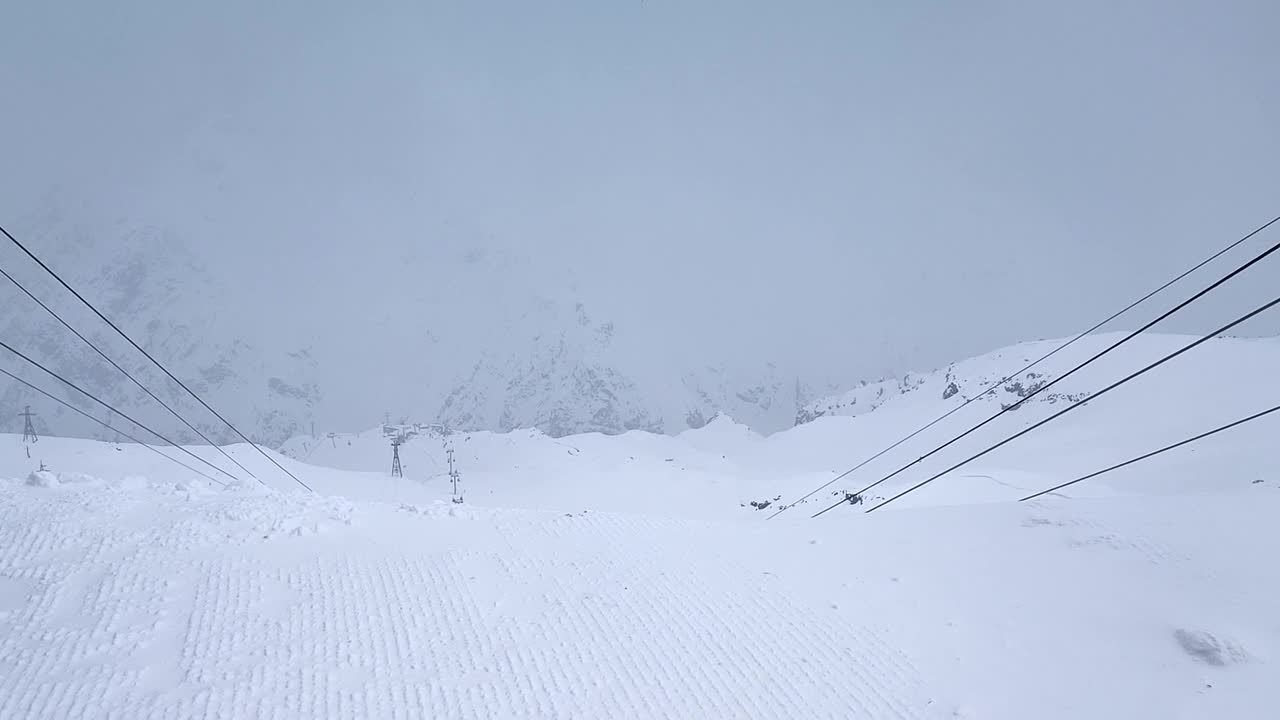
0, 263, 247, 481
816, 293, 1280, 517
0, 223, 312, 492
0, 365, 226, 486
0, 338, 251, 487
770, 213, 1280, 519
1018, 402, 1280, 502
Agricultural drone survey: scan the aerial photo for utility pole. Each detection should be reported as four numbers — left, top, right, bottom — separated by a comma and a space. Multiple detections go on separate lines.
391, 437, 403, 477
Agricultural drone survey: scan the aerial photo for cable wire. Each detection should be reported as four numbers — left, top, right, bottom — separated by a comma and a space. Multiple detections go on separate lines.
811, 233, 1280, 517
0, 223, 312, 492
0, 264, 249, 481
814, 293, 1280, 517
0, 338, 252, 486
771, 214, 1280, 519
0, 366, 225, 486
1018, 403, 1280, 502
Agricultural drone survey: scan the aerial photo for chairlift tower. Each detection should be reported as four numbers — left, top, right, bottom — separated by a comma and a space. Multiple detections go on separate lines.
447, 446, 463, 503
442, 427, 465, 503
20, 405, 39, 458
20, 405, 38, 444
391, 437, 403, 478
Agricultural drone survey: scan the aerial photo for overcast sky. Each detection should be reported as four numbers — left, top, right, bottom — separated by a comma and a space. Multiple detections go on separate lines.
2, 0, 1279, 385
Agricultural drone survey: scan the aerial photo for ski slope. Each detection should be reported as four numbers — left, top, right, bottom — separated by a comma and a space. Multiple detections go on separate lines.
3, 333, 1279, 719
281, 332, 1280, 516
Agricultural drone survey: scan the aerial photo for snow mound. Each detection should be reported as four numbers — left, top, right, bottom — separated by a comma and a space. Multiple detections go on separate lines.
23, 471, 54, 487
1173, 628, 1252, 666
24, 470, 103, 487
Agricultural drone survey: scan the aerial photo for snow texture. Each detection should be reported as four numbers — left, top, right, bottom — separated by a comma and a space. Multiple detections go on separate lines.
2, 332, 1278, 718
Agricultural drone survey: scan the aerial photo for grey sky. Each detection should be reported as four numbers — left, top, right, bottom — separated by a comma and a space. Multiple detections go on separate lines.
3, 0, 1279, 397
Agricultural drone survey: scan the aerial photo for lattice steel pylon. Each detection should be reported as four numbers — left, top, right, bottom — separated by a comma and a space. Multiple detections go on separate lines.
391, 437, 403, 477
20, 405, 38, 444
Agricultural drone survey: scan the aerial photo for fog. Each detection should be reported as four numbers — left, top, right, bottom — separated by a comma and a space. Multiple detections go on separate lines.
2, 0, 1278, 435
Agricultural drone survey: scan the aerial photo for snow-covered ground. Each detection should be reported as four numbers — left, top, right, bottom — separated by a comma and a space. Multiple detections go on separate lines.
2, 333, 1278, 718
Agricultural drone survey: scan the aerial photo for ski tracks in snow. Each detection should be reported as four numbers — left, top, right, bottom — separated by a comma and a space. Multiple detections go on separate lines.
0, 478, 938, 719
1021, 506, 1187, 566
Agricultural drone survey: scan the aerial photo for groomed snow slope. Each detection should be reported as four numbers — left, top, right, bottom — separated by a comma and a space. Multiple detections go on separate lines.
3, 333, 1278, 719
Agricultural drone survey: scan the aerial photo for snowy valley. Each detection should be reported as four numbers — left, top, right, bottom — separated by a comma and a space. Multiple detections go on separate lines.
5, 3, 1276, 717
2, 332, 1277, 719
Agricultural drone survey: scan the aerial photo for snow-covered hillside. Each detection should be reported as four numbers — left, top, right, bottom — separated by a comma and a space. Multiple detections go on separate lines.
286, 332, 1280, 512
3, 420, 1277, 716
799, 332, 1213, 426
3, 331, 1278, 718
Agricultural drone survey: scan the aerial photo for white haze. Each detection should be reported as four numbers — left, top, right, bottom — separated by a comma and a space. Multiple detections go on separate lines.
1, 0, 1278, 436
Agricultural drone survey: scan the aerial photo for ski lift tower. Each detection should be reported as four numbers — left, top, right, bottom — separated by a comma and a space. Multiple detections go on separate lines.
447, 446, 463, 503
390, 436, 403, 478
440, 423, 463, 503
20, 405, 38, 444
20, 405, 38, 458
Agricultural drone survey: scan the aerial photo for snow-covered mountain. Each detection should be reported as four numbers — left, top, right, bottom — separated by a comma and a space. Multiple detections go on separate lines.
429, 301, 847, 438
10, 208, 1272, 450
0, 212, 836, 446
797, 336, 1124, 426
432, 302, 661, 437
0, 213, 324, 447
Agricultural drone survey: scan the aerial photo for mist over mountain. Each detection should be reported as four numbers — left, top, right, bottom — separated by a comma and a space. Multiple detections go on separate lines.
0, 203, 852, 444
3, 186, 1278, 448
2, 1, 1278, 446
